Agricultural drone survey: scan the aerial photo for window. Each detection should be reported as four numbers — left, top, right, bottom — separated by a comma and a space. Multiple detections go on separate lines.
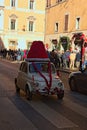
64, 14, 69, 31
76, 17, 80, 30
56, 0, 62, 3
9, 14, 17, 30
11, 0, 16, 7
20, 62, 27, 73
20, 63, 24, 71
58, 0, 62, 2
55, 22, 58, 32
27, 42, 32, 50
23, 64, 27, 73
29, 21, 33, 31
9, 40, 17, 50
0, 0, 4, 6
57, 0, 65, 3
46, 0, 49, 7
9, 41, 16, 46
46, 0, 51, 7
29, 0, 34, 9
11, 19, 16, 30
0, 10, 4, 30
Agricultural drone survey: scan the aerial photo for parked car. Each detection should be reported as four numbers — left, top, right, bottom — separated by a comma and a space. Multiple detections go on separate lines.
68, 67, 87, 94
15, 59, 64, 100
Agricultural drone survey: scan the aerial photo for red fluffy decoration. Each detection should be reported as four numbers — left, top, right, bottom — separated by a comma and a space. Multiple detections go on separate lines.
27, 41, 48, 58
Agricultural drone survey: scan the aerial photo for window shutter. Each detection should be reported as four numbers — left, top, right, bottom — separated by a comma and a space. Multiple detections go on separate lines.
64, 14, 69, 31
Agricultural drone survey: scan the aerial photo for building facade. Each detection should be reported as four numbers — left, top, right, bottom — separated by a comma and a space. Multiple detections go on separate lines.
45, 0, 87, 51
0, 0, 46, 50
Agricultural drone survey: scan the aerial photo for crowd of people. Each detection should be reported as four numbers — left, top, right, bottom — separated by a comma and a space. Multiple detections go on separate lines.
0, 48, 28, 61
0, 48, 87, 70
47, 49, 81, 70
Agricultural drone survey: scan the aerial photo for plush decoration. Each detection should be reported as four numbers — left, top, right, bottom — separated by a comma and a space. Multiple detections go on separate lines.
27, 41, 48, 58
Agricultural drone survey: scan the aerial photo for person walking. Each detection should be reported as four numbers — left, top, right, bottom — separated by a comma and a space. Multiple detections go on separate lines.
69, 51, 76, 69
61, 50, 67, 68
64, 50, 70, 68
75, 50, 81, 69
82, 51, 87, 70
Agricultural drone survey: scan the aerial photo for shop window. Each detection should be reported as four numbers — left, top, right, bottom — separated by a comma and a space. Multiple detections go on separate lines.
9, 40, 17, 50
76, 17, 80, 30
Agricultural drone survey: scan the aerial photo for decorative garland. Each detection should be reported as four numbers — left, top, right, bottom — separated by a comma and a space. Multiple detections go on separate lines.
32, 62, 52, 91
71, 33, 86, 64
58, 36, 71, 51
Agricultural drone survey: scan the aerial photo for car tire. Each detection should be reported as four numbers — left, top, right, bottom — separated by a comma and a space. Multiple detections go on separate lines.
25, 86, 32, 100
57, 92, 64, 100
69, 77, 76, 91
15, 78, 20, 93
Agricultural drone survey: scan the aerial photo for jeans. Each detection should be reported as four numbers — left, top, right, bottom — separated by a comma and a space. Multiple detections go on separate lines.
82, 60, 87, 70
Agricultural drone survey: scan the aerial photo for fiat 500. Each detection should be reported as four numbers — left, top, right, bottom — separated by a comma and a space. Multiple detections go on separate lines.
15, 60, 64, 100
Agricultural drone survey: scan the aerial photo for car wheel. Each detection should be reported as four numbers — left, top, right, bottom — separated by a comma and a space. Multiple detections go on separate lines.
26, 86, 32, 100
15, 78, 20, 93
57, 92, 64, 100
69, 77, 76, 91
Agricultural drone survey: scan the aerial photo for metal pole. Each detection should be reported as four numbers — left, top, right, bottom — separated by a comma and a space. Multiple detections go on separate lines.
80, 39, 84, 71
